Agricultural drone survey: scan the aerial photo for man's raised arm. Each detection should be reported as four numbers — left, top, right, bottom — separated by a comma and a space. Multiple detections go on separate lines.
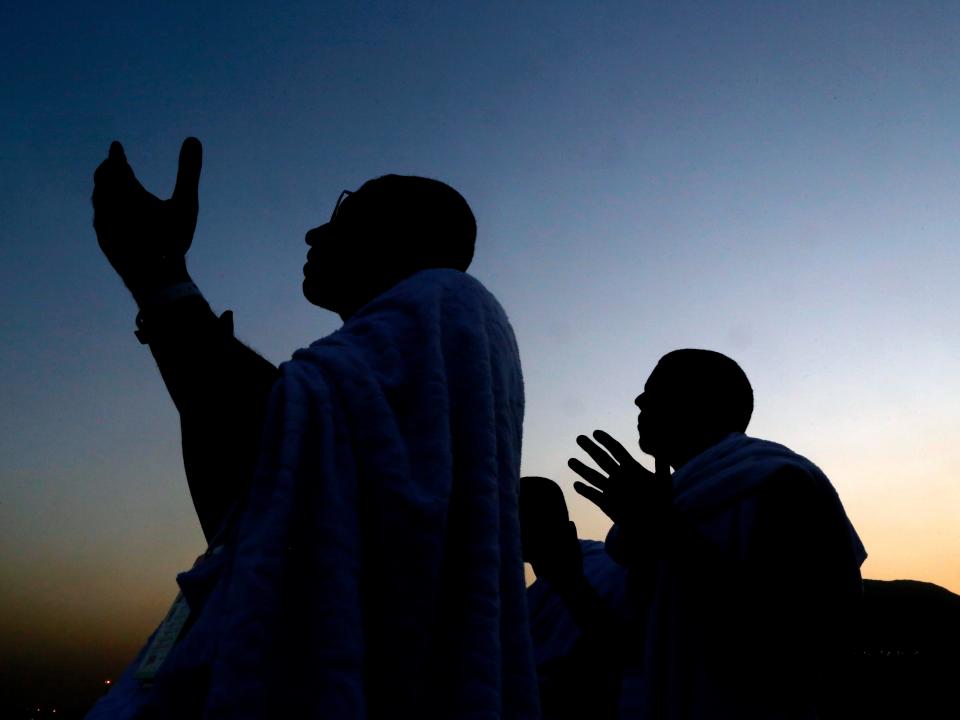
92, 138, 279, 541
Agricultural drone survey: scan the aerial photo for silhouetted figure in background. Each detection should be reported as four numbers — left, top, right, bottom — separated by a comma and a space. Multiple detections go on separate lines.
527, 349, 866, 718
520, 476, 623, 719
87, 139, 539, 719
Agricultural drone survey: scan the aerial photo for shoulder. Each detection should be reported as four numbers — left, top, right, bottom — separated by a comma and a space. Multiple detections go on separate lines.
751, 463, 831, 534
760, 463, 821, 507
750, 462, 857, 569
747, 446, 844, 517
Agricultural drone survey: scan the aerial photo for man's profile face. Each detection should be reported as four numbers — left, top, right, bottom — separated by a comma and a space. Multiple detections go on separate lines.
635, 364, 680, 458
302, 189, 370, 312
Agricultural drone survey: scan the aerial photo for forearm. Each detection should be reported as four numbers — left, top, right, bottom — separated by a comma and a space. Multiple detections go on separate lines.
136, 277, 280, 541
550, 573, 627, 658
140, 293, 277, 415
616, 505, 734, 573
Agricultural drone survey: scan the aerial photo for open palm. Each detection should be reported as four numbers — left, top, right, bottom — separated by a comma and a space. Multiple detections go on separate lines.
92, 138, 202, 294
568, 429, 672, 531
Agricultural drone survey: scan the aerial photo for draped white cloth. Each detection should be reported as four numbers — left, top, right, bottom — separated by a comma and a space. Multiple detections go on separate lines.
530, 433, 866, 719
89, 269, 539, 719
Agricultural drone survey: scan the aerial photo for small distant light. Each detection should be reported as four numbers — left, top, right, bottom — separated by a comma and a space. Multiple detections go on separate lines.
104, 679, 113, 685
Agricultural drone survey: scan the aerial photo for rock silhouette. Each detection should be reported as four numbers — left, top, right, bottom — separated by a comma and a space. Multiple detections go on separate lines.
829, 579, 960, 718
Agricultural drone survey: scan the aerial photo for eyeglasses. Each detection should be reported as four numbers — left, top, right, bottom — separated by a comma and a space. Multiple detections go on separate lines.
330, 189, 353, 223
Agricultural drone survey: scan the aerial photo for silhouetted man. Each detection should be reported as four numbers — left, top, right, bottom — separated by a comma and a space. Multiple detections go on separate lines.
87, 139, 539, 719
526, 349, 866, 718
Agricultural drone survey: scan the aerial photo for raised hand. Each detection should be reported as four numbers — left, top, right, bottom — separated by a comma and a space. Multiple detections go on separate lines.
92, 138, 202, 301
569, 430, 672, 538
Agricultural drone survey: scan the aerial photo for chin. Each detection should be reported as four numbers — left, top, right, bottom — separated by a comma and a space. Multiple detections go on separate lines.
637, 433, 658, 458
302, 278, 336, 311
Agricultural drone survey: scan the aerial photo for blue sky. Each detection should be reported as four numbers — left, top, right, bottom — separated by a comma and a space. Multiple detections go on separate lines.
3, 0, 960, 702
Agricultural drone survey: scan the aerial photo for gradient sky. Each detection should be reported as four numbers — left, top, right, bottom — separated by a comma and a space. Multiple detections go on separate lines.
4, 0, 960, 708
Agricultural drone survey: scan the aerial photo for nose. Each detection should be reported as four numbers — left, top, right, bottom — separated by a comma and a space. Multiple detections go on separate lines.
634, 393, 644, 409
305, 223, 329, 247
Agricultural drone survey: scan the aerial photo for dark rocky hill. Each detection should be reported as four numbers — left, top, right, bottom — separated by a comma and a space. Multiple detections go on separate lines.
826, 579, 960, 718
859, 578, 960, 653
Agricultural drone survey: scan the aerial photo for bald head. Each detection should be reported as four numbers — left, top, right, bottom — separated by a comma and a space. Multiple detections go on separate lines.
357, 174, 476, 272
635, 349, 753, 468
302, 175, 476, 318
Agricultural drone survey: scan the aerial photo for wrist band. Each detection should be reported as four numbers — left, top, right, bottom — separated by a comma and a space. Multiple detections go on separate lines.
138, 281, 202, 311
134, 282, 204, 344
